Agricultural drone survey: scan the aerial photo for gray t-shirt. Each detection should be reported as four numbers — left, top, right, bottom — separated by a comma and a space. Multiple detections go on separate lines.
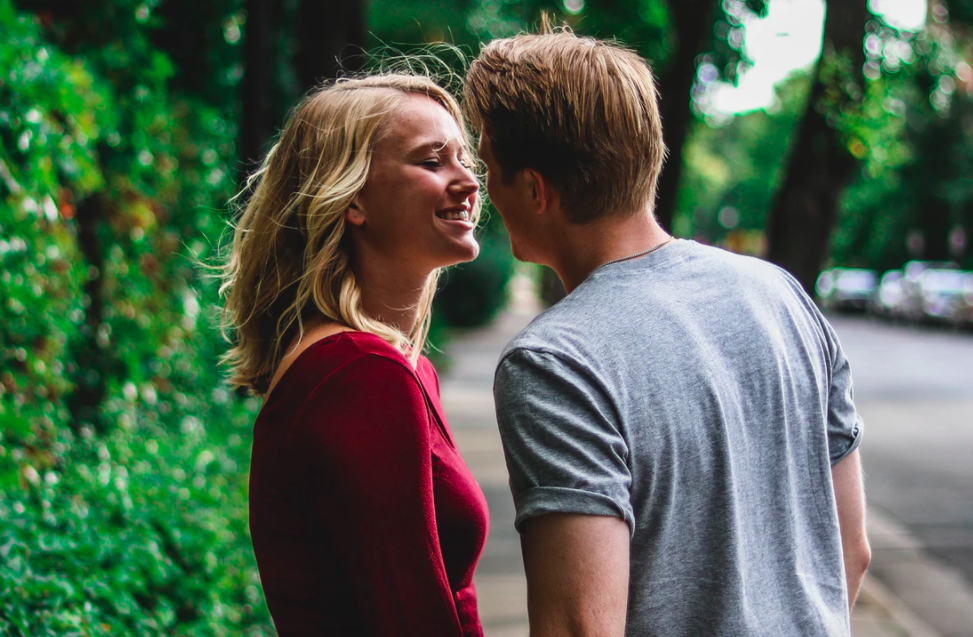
494, 239, 862, 637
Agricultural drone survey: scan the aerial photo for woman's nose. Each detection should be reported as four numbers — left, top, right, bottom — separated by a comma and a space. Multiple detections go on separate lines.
451, 165, 480, 196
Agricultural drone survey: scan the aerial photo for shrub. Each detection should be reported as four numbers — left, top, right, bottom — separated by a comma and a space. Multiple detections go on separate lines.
434, 214, 515, 328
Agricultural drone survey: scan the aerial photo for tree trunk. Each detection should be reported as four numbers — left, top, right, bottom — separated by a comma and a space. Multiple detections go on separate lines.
765, 0, 870, 294
242, 0, 275, 172
67, 195, 109, 433
920, 198, 953, 261
961, 200, 973, 268
295, 0, 365, 94
654, 0, 720, 232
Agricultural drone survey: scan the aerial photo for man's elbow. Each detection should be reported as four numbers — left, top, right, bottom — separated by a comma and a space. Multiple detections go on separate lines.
846, 537, 872, 577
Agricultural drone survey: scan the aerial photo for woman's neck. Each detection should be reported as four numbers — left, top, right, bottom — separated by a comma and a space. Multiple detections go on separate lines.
354, 261, 432, 337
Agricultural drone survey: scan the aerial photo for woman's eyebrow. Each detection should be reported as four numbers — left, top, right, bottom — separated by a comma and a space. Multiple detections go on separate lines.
406, 138, 462, 155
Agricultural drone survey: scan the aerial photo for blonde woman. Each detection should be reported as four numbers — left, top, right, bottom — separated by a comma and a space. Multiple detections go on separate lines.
221, 75, 488, 636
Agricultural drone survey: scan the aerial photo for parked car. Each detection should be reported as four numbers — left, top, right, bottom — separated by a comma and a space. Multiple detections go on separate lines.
948, 272, 973, 329
917, 269, 969, 324
899, 260, 960, 321
816, 268, 878, 312
871, 270, 905, 318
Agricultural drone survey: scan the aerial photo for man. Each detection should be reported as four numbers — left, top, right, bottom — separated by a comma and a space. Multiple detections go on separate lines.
463, 25, 870, 637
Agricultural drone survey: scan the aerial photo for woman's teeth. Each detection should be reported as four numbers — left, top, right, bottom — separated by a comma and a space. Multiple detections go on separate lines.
437, 209, 470, 221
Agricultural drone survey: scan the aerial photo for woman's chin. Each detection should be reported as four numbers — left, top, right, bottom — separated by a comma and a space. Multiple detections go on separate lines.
442, 238, 479, 267
461, 239, 480, 263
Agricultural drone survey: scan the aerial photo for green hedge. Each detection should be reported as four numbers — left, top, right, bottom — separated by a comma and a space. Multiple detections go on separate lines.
0, 2, 516, 634
0, 1, 274, 634
434, 214, 515, 329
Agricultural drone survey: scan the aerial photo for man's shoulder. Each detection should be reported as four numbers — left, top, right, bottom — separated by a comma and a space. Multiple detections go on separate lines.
498, 310, 570, 367
688, 241, 796, 283
682, 242, 817, 310
498, 241, 821, 368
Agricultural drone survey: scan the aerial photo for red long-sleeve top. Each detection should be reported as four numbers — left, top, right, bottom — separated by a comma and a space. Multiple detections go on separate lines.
249, 331, 489, 636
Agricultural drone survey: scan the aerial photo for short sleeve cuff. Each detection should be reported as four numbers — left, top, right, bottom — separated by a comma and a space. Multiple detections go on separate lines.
514, 486, 635, 537
830, 414, 863, 467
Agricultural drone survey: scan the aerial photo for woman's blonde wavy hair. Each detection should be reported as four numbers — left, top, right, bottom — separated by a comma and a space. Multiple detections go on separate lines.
220, 73, 480, 396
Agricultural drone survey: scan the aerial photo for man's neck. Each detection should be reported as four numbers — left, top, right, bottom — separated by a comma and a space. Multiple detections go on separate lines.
546, 212, 670, 293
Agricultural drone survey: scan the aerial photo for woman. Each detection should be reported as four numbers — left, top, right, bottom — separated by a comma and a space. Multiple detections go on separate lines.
221, 74, 489, 636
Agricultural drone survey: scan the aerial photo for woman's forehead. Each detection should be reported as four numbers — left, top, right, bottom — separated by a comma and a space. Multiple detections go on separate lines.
379, 94, 465, 150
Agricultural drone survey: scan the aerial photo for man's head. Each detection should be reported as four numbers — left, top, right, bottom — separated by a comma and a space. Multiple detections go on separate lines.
464, 26, 667, 234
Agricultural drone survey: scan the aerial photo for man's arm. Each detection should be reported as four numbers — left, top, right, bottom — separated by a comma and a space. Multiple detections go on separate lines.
832, 448, 871, 610
494, 349, 633, 635
520, 513, 629, 637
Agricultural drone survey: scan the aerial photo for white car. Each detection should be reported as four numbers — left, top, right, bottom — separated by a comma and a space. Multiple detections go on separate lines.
917, 269, 968, 324
816, 268, 878, 312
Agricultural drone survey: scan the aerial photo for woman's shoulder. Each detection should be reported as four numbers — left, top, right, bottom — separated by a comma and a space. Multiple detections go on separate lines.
255, 335, 438, 458
265, 331, 416, 405
414, 354, 441, 396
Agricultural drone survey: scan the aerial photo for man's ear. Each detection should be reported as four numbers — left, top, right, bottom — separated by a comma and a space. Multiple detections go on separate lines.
524, 169, 557, 215
344, 201, 365, 226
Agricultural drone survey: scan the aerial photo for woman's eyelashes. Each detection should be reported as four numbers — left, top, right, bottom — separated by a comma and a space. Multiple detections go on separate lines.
419, 154, 472, 170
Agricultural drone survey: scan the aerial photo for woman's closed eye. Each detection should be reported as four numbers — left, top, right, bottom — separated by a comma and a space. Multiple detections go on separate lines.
420, 155, 472, 170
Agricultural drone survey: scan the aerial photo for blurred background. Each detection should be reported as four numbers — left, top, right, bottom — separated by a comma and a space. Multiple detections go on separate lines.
1, 0, 972, 635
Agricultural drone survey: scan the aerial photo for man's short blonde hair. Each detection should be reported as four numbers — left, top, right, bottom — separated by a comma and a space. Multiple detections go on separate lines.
464, 26, 667, 224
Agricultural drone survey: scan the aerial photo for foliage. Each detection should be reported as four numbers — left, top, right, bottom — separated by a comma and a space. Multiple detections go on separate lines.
0, 0, 273, 634
706, 0, 769, 84
0, 387, 264, 636
0, 0, 98, 474
680, 1, 973, 278
675, 72, 810, 250
435, 213, 515, 328
833, 5, 973, 271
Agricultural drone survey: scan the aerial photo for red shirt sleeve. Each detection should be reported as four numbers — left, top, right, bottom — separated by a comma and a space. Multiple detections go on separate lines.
294, 353, 465, 637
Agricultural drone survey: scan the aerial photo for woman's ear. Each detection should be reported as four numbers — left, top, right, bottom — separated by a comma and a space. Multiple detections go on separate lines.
344, 201, 365, 226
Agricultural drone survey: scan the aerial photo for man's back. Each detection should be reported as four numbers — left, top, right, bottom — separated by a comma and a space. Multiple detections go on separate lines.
495, 240, 862, 636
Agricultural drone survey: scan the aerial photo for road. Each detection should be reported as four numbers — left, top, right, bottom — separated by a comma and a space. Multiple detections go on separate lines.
829, 315, 973, 636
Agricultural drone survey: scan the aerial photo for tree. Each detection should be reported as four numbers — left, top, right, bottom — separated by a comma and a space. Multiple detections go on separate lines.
675, 73, 812, 243
242, 0, 277, 170
828, 0, 973, 271
907, 0, 973, 262
241, 0, 366, 173
765, 0, 871, 293
1, 1, 273, 632
295, 0, 365, 92
653, 0, 720, 232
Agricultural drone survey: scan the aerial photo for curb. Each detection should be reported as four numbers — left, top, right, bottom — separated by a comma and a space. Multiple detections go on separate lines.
862, 506, 973, 637
859, 574, 943, 637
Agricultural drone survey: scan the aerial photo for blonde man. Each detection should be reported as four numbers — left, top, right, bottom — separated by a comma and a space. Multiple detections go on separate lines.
465, 27, 870, 637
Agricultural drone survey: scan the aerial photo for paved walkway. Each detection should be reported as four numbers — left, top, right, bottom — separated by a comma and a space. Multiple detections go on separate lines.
439, 273, 940, 637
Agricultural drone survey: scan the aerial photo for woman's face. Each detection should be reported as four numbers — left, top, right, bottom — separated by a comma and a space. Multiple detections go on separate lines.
349, 94, 480, 273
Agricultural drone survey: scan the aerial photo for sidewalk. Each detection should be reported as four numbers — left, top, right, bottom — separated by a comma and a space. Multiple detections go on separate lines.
438, 273, 943, 637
